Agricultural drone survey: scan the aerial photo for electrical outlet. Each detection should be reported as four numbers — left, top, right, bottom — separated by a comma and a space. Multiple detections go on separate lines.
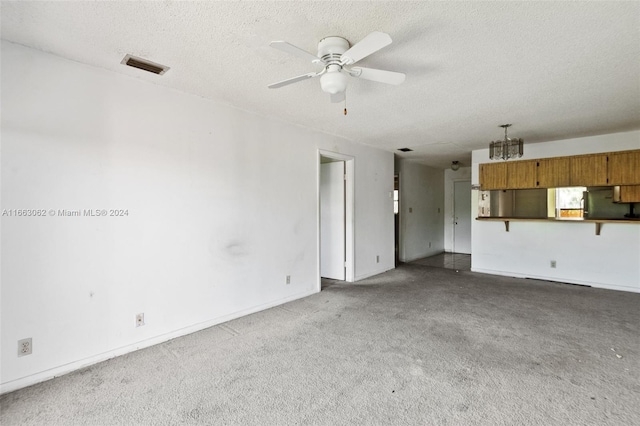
286, 275, 291, 285
550, 260, 557, 268
136, 313, 145, 327
18, 338, 32, 357
376, 255, 380, 263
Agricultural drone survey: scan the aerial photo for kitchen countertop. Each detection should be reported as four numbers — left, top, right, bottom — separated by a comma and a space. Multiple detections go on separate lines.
476, 217, 640, 223
475, 216, 639, 235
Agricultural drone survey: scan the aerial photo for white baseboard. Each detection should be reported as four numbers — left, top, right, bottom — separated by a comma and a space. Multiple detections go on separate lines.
471, 268, 640, 293
0, 289, 317, 395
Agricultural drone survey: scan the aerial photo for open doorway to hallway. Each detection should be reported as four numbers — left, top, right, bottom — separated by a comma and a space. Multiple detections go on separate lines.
320, 157, 345, 281
318, 151, 355, 289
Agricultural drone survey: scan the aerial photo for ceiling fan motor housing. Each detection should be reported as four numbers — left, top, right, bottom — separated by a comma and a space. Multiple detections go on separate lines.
317, 36, 350, 60
318, 37, 350, 94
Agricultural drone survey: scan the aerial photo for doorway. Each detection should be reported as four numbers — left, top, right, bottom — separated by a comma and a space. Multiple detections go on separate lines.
394, 174, 400, 267
320, 159, 345, 280
318, 151, 355, 288
453, 180, 472, 254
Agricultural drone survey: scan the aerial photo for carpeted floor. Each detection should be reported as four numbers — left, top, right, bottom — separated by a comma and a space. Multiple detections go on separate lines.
1, 263, 639, 425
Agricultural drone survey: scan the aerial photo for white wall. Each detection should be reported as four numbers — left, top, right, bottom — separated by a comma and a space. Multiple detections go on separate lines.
471, 131, 640, 293
443, 166, 471, 252
396, 160, 444, 262
0, 41, 394, 393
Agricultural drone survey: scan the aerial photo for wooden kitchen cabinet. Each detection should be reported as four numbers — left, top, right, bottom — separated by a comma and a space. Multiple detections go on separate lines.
479, 163, 507, 190
507, 160, 537, 189
479, 149, 640, 190
480, 160, 552, 189
536, 157, 571, 188
614, 185, 640, 203
569, 153, 609, 186
608, 150, 640, 185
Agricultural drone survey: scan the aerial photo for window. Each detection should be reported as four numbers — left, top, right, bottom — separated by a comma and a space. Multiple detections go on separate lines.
555, 187, 586, 218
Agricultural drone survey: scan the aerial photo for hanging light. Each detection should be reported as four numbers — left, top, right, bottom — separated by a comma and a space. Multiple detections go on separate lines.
489, 124, 523, 160
451, 161, 460, 171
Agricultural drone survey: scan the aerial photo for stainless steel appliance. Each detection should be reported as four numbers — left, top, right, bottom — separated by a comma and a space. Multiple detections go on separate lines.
583, 187, 629, 219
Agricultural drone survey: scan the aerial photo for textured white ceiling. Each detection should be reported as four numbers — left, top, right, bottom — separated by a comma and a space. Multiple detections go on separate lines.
2, 1, 639, 169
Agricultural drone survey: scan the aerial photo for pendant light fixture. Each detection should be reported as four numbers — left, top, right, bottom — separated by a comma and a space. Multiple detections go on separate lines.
489, 124, 524, 160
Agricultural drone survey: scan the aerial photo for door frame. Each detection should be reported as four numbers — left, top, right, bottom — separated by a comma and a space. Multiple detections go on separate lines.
317, 150, 355, 290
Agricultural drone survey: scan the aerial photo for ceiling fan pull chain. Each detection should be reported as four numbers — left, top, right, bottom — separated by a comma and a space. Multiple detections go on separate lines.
344, 93, 348, 116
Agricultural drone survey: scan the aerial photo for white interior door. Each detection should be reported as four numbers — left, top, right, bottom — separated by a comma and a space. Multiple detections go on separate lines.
453, 180, 472, 254
320, 161, 345, 280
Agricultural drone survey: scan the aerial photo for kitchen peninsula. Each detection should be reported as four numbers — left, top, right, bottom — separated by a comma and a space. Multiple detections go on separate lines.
471, 132, 640, 294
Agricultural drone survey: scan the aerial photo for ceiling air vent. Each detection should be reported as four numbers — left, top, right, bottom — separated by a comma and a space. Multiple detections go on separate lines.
121, 54, 170, 75
398, 148, 413, 152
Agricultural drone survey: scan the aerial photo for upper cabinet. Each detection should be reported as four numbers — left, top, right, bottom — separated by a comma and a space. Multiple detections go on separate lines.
480, 160, 536, 189
479, 163, 507, 190
608, 150, 640, 185
569, 153, 609, 186
536, 157, 571, 188
479, 149, 640, 190
507, 160, 537, 189
614, 185, 640, 203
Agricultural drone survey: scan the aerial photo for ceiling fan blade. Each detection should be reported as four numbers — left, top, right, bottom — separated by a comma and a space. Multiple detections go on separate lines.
268, 72, 319, 89
270, 41, 321, 64
340, 31, 392, 65
350, 67, 406, 85
330, 91, 345, 103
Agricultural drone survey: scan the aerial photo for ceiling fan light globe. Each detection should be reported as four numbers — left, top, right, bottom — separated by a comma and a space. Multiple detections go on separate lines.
320, 71, 347, 95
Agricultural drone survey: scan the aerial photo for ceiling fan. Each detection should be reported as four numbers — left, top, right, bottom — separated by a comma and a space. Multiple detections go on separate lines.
268, 32, 406, 103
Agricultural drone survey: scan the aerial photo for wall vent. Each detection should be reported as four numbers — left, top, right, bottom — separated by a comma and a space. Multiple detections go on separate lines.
398, 148, 413, 152
121, 54, 170, 75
